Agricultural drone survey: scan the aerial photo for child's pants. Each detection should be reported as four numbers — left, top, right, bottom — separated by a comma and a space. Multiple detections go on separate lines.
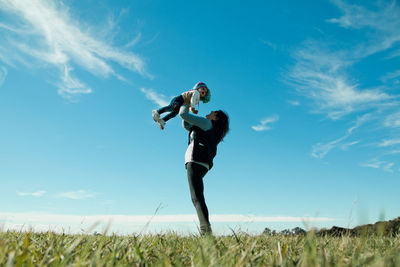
157, 95, 185, 122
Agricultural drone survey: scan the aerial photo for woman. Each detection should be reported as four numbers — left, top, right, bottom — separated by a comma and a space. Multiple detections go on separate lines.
179, 105, 229, 235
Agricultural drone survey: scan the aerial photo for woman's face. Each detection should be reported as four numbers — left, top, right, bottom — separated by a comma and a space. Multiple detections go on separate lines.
206, 111, 218, 121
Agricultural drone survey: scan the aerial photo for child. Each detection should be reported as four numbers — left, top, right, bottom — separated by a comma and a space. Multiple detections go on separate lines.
152, 82, 211, 130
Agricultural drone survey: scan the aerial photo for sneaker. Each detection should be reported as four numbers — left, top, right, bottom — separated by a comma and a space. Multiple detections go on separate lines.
200, 224, 213, 236
152, 110, 160, 122
157, 119, 166, 130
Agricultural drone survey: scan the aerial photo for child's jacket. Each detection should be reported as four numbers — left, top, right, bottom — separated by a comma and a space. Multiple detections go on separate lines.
181, 90, 200, 109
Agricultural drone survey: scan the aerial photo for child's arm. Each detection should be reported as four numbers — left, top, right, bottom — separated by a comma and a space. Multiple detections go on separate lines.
190, 90, 200, 109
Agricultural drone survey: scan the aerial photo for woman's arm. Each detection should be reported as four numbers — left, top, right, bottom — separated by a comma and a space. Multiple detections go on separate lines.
182, 120, 192, 131
179, 105, 212, 131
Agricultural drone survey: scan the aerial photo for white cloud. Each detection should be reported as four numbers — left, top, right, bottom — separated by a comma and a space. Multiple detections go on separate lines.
260, 39, 277, 51
378, 139, 400, 147
312, 114, 370, 158
0, 0, 149, 99
360, 159, 384, 169
288, 100, 300, 106
0, 213, 336, 223
140, 88, 169, 107
384, 112, 400, 128
289, 1, 400, 121
58, 190, 95, 200
288, 1, 400, 165
328, 0, 395, 30
382, 70, 400, 82
57, 65, 92, 101
252, 115, 279, 132
340, 140, 359, 151
124, 32, 142, 48
328, 0, 400, 57
360, 158, 396, 173
383, 162, 394, 173
17, 190, 46, 197
0, 212, 336, 234
0, 65, 6, 86
289, 46, 392, 120
312, 135, 346, 159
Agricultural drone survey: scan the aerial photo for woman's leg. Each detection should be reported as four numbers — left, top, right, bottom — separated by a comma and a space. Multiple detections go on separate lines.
186, 162, 212, 235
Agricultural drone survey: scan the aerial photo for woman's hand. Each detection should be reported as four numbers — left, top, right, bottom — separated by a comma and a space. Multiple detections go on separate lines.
191, 107, 198, 114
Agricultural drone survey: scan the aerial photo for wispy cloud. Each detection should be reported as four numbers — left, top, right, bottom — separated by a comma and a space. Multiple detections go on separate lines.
0, 0, 149, 99
57, 66, 92, 101
328, 0, 400, 58
360, 159, 384, 169
0, 65, 6, 86
140, 88, 169, 107
383, 162, 395, 173
312, 114, 370, 158
382, 70, 400, 82
260, 39, 278, 51
17, 190, 46, 197
288, 45, 392, 120
288, 0, 400, 169
252, 115, 279, 132
339, 140, 359, 151
124, 32, 142, 48
360, 158, 396, 173
58, 190, 95, 200
378, 139, 400, 147
384, 112, 400, 128
312, 135, 347, 159
288, 100, 300, 106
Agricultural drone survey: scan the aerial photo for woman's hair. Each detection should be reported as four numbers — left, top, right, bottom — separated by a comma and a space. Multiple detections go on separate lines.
212, 110, 229, 144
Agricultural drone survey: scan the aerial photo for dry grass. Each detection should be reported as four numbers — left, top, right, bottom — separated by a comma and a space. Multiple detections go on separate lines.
1, 230, 400, 266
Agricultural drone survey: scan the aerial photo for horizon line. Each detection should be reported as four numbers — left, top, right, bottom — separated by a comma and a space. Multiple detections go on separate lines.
0, 212, 337, 223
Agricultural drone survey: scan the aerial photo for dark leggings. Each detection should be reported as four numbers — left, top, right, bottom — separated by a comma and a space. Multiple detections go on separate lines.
186, 162, 212, 235
157, 95, 184, 122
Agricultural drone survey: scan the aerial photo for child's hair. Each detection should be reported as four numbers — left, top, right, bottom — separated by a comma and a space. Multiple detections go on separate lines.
193, 81, 211, 103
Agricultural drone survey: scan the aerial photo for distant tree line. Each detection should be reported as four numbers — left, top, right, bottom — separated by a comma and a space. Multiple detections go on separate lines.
263, 216, 400, 237
263, 227, 306, 236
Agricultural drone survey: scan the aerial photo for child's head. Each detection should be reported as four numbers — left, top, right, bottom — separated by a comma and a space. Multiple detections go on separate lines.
193, 82, 211, 103
198, 86, 208, 98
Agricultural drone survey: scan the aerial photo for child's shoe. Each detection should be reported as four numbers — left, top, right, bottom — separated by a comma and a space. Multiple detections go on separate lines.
157, 119, 166, 130
152, 110, 160, 122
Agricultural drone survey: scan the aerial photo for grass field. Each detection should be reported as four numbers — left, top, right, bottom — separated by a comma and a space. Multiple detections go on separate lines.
1, 230, 400, 266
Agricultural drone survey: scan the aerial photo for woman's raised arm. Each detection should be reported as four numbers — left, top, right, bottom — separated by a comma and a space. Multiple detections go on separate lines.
179, 105, 212, 131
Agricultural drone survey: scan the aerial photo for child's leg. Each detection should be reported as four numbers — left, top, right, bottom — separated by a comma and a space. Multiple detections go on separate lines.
157, 101, 174, 115
161, 95, 184, 122
157, 95, 182, 114
162, 107, 180, 122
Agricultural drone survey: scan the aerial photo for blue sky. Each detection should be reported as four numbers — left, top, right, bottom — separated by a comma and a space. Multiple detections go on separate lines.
1, 0, 400, 235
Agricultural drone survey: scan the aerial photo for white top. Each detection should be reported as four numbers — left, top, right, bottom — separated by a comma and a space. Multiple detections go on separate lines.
185, 132, 210, 170
190, 90, 200, 108
179, 105, 213, 170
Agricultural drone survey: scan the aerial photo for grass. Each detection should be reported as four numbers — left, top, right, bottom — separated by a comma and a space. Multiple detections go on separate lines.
1, 230, 400, 266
